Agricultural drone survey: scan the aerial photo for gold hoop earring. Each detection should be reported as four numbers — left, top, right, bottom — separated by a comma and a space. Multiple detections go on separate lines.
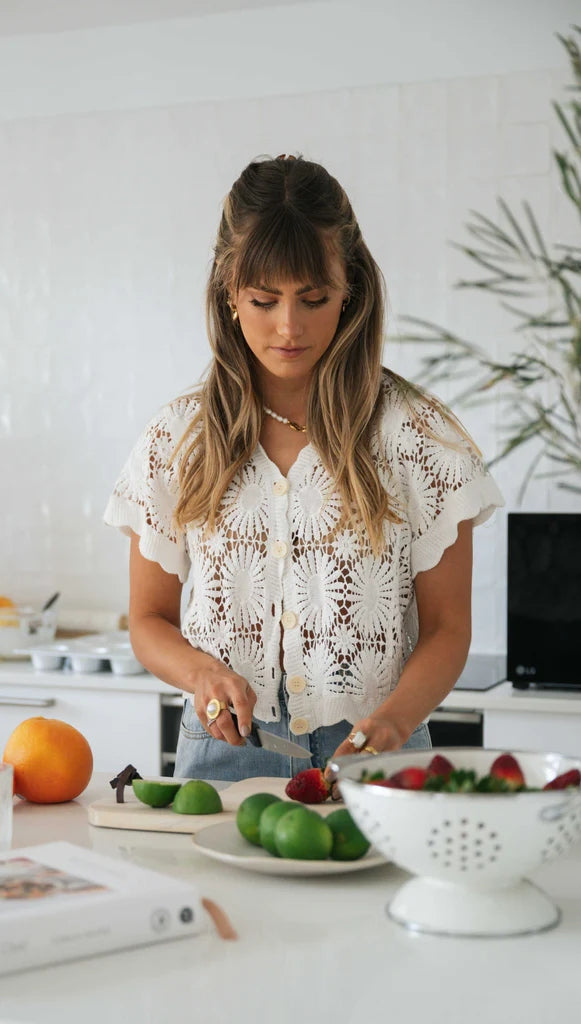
227, 299, 239, 322
341, 298, 350, 314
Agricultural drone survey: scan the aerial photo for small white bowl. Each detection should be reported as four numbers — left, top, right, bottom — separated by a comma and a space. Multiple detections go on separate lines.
69, 654, 106, 673
30, 651, 66, 671
333, 747, 581, 938
109, 656, 144, 675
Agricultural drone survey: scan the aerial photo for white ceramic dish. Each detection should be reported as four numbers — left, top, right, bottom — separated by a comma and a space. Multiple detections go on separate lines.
333, 747, 581, 937
109, 656, 144, 675
69, 654, 107, 673
192, 821, 387, 876
31, 654, 65, 670
29, 645, 70, 670
70, 642, 144, 675
14, 632, 145, 675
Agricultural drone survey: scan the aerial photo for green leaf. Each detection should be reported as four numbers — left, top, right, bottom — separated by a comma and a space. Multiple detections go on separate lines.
393, 25, 581, 496
474, 775, 510, 793
422, 775, 447, 791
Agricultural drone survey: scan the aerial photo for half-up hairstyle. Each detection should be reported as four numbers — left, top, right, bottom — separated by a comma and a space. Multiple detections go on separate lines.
171, 155, 402, 551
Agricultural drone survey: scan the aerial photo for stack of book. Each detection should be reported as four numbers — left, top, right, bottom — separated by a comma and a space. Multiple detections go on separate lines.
0, 841, 206, 975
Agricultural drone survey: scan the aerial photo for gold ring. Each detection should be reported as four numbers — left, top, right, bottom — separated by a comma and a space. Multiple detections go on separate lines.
363, 745, 378, 755
348, 730, 367, 750
206, 698, 228, 722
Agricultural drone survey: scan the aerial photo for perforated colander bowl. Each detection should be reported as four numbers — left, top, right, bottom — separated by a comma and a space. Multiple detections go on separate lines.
333, 747, 581, 937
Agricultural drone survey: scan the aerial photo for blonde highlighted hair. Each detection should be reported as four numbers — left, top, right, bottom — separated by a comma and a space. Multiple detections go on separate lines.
170, 155, 473, 551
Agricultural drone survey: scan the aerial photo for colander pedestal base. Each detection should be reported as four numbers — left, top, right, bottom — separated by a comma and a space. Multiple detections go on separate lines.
387, 877, 561, 937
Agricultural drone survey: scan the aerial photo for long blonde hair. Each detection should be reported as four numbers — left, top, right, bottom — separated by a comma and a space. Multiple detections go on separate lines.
171, 156, 462, 551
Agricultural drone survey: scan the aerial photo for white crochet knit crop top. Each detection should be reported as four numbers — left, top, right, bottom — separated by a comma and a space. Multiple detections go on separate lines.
104, 377, 504, 732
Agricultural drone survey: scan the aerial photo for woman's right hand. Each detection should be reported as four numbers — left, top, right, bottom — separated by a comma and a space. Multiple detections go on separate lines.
127, 533, 256, 748
190, 654, 257, 747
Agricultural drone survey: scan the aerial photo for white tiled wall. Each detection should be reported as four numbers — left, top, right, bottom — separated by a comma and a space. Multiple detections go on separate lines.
2, 20, 578, 652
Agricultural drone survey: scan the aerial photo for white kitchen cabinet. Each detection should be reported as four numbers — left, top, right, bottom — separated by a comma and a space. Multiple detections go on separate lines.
484, 708, 581, 757
440, 680, 581, 757
0, 682, 164, 776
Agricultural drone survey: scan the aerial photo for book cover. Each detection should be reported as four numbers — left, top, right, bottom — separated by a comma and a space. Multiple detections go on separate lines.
0, 841, 206, 975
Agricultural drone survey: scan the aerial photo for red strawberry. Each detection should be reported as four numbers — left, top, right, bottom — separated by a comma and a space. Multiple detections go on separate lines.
427, 754, 454, 781
366, 777, 403, 789
285, 768, 331, 804
543, 769, 581, 791
389, 767, 429, 790
490, 753, 525, 790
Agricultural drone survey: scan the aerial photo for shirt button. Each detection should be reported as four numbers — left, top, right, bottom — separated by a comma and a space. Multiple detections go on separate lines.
290, 716, 309, 736
281, 610, 298, 630
287, 674, 306, 694
272, 540, 288, 559
273, 479, 289, 496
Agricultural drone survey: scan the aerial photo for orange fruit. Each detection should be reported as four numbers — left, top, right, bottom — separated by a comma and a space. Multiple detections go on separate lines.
0, 596, 19, 628
2, 717, 93, 803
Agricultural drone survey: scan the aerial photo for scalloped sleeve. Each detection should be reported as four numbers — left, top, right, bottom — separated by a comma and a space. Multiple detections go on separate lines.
389, 395, 504, 578
103, 400, 194, 583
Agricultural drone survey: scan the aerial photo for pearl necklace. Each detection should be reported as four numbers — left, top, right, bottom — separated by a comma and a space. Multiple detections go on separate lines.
263, 405, 307, 433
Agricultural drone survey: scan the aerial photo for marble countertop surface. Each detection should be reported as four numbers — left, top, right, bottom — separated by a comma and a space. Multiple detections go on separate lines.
2, 773, 581, 1024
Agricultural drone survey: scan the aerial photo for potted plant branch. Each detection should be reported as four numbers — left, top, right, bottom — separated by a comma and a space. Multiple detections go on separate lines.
393, 26, 581, 499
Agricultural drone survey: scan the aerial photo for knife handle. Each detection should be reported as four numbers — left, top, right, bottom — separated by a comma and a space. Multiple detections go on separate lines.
229, 709, 261, 747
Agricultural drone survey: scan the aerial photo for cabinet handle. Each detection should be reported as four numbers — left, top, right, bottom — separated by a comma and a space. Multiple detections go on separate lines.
0, 696, 56, 707
430, 710, 482, 724
160, 695, 185, 708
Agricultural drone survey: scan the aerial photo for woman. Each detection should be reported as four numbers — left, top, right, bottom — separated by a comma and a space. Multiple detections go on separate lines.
104, 154, 503, 782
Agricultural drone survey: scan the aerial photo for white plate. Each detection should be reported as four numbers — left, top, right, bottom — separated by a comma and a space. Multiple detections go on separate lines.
192, 821, 388, 876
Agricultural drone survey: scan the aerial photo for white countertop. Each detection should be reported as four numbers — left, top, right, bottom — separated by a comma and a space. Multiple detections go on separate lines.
441, 680, 581, 715
2, 773, 581, 1024
4, 658, 581, 717
0, 660, 177, 696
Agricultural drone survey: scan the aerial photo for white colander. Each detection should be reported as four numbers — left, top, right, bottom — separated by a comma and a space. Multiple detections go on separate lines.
333, 747, 581, 937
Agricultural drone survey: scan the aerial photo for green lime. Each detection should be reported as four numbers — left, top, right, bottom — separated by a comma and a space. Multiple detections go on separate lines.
258, 801, 297, 856
236, 793, 281, 846
132, 779, 182, 808
325, 808, 371, 861
274, 807, 333, 860
172, 779, 222, 815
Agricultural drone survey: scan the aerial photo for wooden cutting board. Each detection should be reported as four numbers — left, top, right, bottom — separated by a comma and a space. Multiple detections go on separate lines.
88, 777, 341, 835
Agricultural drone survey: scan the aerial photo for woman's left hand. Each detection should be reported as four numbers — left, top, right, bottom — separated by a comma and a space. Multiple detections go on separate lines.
323, 713, 408, 783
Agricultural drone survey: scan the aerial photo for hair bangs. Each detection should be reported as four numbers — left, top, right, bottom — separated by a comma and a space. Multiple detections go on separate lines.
175, 154, 405, 553
233, 209, 339, 293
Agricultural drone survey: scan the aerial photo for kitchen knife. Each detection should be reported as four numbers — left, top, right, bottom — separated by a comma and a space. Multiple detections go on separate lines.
230, 711, 312, 759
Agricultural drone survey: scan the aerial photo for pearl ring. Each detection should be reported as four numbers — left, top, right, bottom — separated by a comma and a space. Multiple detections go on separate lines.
348, 730, 368, 750
206, 698, 228, 722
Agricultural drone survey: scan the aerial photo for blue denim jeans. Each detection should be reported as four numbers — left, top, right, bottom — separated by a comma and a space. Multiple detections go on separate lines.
173, 679, 432, 781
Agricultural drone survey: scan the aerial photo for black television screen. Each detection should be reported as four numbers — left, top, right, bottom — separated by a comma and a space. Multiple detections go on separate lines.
507, 513, 581, 688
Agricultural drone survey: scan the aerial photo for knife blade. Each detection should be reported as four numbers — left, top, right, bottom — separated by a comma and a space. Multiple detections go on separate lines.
230, 711, 312, 760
